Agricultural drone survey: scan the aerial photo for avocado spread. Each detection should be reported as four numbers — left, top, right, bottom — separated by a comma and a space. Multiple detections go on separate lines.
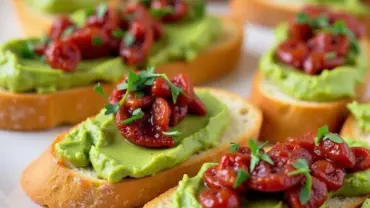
348, 102, 370, 133
55, 91, 230, 182
361, 199, 370, 208
259, 23, 368, 101
0, 11, 220, 93
173, 138, 370, 207
305, 0, 370, 15
25, 0, 106, 14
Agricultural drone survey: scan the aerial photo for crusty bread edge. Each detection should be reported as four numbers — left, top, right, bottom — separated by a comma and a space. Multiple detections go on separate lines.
0, 17, 243, 130
249, 67, 370, 143
20, 87, 263, 208
229, 0, 370, 34
144, 186, 369, 208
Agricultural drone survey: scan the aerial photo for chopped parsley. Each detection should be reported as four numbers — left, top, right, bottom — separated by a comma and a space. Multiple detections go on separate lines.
229, 142, 240, 153
289, 159, 312, 205
233, 170, 250, 188
249, 139, 274, 172
315, 125, 344, 145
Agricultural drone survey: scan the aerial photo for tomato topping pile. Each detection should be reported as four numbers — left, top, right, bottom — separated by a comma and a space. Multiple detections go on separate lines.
34, 1, 190, 72
199, 126, 370, 208
95, 69, 206, 148
276, 6, 365, 75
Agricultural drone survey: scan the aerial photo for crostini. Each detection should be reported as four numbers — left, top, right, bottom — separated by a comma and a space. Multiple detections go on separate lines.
230, 0, 370, 34
146, 127, 370, 208
0, 0, 243, 130
249, 6, 369, 143
20, 69, 262, 207
10, 0, 115, 36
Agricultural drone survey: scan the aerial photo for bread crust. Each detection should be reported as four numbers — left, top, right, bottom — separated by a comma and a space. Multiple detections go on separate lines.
229, 0, 370, 35
0, 17, 242, 130
249, 71, 368, 143
20, 88, 263, 208
340, 116, 357, 139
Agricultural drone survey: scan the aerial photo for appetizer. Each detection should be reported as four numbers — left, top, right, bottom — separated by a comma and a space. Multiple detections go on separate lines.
146, 127, 370, 208
342, 101, 370, 142
0, 0, 242, 130
11, 0, 114, 36
249, 6, 369, 143
230, 0, 370, 34
20, 69, 262, 207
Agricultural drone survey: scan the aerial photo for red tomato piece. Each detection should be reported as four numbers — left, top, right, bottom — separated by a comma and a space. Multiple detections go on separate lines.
151, 0, 189, 22
350, 147, 370, 172
277, 40, 309, 69
248, 161, 304, 192
268, 143, 313, 168
289, 21, 313, 41
199, 188, 241, 208
308, 33, 350, 56
171, 73, 195, 105
152, 97, 171, 131
151, 78, 171, 98
170, 104, 188, 126
188, 96, 207, 116
45, 40, 81, 72
124, 93, 154, 109
303, 51, 325, 75
311, 160, 345, 191
203, 167, 223, 189
287, 132, 316, 154
48, 16, 76, 41
314, 138, 355, 168
285, 176, 328, 208
66, 27, 111, 59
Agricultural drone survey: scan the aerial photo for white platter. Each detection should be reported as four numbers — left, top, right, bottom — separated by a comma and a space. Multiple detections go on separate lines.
0, 1, 275, 207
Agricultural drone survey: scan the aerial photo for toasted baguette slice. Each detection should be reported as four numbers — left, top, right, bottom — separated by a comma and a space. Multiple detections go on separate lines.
20, 88, 263, 208
144, 186, 369, 208
229, 0, 370, 33
0, 17, 243, 131
249, 71, 369, 143
340, 105, 370, 142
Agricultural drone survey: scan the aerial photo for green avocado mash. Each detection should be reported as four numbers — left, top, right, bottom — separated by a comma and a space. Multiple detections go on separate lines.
361, 199, 370, 208
259, 23, 368, 101
25, 0, 106, 14
305, 0, 370, 15
0, 10, 220, 93
55, 91, 230, 182
348, 102, 370, 133
173, 138, 370, 207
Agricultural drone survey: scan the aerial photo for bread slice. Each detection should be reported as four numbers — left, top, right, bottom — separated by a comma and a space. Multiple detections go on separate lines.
229, 0, 370, 34
0, 17, 243, 131
249, 69, 370, 143
340, 101, 370, 142
20, 88, 263, 208
144, 186, 369, 208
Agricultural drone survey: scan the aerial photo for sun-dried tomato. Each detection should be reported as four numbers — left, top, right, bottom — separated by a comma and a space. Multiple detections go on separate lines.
48, 16, 76, 41
277, 40, 309, 69
314, 139, 355, 168
285, 176, 328, 208
311, 160, 345, 191
350, 147, 370, 172
199, 188, 241, 208
45, 40, 81, 72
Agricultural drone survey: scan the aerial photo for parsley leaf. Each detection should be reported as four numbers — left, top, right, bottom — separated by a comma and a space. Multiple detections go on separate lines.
104, 103, 120, 115
96, 3, 108, 20
162, 131, 182, 137
315, 125, 344, 144
324, 52, 337, 60
249, 139, 274, 172
296, 12, 310, 24
150, 7, 173, 18
122, 108, 144, 124
229, 142, 240, 153
135, 91, 145, 98
62, 26, 75, 38
329, 20, 360, 54
233, 170, 250, 188
112, 28, 126, 39
124, 33, 135, 47
169, 84, 183, 103
94, 83, 107, 98
85, 7, 95, 17
92, 36, 103, 46
289, 159, 312, 205
21, 41, 36, 59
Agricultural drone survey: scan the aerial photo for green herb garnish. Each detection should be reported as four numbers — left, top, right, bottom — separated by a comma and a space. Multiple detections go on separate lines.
124, 33, 135, 47
85, 7, 95, 17
233, 170, 250, 188
324, 52, 337, 60
249, 139, 274, 172
92, 36, 103, 46
162, 131, 182, 137
289, 159, 312, 205
21, 41, 36, 59
329, 20, 360, 54
94, 83, 121, 115
315, 125, 344, 144
122, 108, 144, 124
62, 26, 75, 38
229, 142, 240, 153
96, 3, 108, 20
150, 7, 173, 18
112, 28, 126, 39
